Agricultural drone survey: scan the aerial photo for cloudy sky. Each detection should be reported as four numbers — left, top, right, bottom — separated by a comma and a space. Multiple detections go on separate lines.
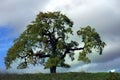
0, 0, 120, 73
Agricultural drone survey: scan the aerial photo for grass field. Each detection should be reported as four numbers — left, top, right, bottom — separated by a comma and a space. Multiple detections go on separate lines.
0, 72, 120, 80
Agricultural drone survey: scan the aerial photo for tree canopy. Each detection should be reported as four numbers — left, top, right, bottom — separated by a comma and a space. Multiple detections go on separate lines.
5, 11, 106, 73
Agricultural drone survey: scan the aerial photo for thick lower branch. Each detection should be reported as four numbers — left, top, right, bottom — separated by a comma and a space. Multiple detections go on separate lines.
61, 47, 84, 59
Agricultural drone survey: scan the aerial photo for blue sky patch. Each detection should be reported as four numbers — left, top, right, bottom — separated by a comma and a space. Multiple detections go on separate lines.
0, 26, 16, 68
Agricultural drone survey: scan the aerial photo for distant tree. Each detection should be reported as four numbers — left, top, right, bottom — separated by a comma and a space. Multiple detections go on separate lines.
5, 12, 106, 73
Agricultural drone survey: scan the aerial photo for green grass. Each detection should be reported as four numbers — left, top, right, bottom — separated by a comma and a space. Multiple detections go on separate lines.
0, 72, 120, 80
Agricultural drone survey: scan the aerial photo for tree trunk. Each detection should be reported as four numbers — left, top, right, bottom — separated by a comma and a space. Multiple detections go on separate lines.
50, 66, 56, 73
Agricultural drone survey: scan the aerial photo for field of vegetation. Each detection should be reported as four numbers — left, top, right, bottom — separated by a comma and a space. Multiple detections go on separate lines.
0, 72, 120, 80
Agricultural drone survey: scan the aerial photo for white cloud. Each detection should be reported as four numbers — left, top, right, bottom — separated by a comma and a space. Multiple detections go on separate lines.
110, 69, 116, 72
45, 0, 72, 11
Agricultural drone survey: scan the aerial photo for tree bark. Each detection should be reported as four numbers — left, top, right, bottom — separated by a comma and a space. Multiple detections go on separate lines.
50, 66, 56, 73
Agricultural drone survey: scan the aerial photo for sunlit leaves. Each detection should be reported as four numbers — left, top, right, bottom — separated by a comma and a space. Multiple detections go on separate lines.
44, 57, 60, 68
77, 26, 106, 63
77, 26, 106, 55
78, 52, 91, 63
57, 40, 65, 49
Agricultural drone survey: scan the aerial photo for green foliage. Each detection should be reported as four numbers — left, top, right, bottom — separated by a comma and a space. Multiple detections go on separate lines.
77, 26, 106, 62
1, 72, 120, 80
106, 72, 120, 80
44, 57, 70, 69
5, 11, 106, 73
56, 40, 65, 49
45, 57, 60, 68
78, 51, 90, 63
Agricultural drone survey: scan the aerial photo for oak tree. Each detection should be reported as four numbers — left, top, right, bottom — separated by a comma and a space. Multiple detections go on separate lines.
5, 12, 106, 73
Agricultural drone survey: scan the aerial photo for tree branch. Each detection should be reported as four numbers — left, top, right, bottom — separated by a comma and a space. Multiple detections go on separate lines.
35, 53, 50, 58
61, 47, 84, 59
68, 47, 84, 51
33, 50, 51, 58
18, 49, 51, 59
52, 27, 55, 34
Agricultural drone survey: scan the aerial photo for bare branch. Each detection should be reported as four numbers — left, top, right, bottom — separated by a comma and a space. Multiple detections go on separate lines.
68, 47, 84, 51
61, 47, 84, 59
35, 53, 51, 58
